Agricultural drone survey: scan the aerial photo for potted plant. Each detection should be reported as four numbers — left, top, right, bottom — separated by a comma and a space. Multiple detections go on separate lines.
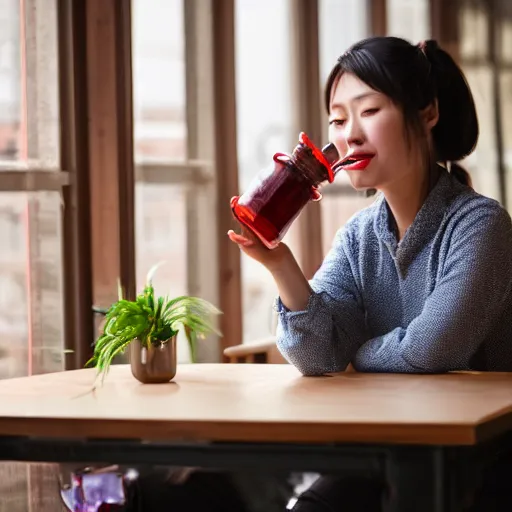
87, 262, 221, 384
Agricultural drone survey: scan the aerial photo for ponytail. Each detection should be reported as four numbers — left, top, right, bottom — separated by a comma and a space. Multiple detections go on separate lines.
448, 162, 472, 188
421, 40, 478, 187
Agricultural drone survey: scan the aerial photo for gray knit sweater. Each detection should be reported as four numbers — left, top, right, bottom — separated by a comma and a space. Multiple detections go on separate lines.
275, 168, 512, 374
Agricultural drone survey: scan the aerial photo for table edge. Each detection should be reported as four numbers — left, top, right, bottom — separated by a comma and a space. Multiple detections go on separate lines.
0, 416, 480, 446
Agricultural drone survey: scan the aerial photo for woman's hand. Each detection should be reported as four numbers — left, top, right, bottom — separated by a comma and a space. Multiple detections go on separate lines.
228, 222, 313, 311
228, 185, 321, 271
227, 225, 292, 272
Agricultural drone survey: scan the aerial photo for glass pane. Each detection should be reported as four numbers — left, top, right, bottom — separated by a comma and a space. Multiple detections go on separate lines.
235, 0, 297, 344
132, 0, 187, 162
0, 191, 64, 512
135, 183, 187, 296
501, 71, 512, 209
0, 191, 64, 378
387, 0, 430, 42
319, 0, 368, 83
319, 0, 370, 256
459, 0, 489, 61
0, 0, 21, 161
498, 1, 512, 64
133, 0, 191, 360
461, 66, 501, 200
0, 0, 60, 166
135, 182, 192, 362
0, 4, 63, 510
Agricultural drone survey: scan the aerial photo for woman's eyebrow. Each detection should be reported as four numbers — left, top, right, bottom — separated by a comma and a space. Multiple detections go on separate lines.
330, 92, 380, 110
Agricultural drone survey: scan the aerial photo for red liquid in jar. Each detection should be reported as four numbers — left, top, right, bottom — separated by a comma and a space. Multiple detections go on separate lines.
231, 133, 338, 249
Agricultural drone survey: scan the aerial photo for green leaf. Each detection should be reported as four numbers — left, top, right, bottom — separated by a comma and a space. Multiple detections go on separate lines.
185, 327, 198, 363
117, 278, 124, 301
146, 260, 166, 286
155, 296, 164, 317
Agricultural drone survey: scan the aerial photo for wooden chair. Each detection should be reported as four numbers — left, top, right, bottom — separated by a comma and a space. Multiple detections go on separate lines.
224, 336, 356, 372
223, 337, 286, 364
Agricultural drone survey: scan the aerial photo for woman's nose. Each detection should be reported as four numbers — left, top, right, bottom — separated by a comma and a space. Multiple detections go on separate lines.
345, 119, 365, 146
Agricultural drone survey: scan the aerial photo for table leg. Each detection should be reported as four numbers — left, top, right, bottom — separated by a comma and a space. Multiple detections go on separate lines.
384, 447, 456, 512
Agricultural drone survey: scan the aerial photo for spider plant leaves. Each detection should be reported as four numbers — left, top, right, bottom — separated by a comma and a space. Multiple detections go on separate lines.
185, 327, 198, 366
146, 260, 166, 286
117, 279, 124, 300
160, 296, 221, 360
88, 263, 222, 384
93, 337, 134, 384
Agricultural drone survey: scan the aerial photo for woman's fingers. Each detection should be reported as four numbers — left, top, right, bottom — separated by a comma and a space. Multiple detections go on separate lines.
227, 229, 255, 247
311, 187, 322, 201
240, 225, 260, 243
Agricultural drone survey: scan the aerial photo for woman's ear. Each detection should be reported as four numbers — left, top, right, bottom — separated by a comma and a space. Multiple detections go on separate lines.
421, 99, 439, 130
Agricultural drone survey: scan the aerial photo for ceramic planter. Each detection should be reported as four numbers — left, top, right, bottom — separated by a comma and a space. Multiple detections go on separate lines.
130, 337, 177, 384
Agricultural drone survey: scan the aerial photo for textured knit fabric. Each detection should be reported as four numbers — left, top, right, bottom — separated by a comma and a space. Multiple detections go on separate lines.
275, 168, 512, 375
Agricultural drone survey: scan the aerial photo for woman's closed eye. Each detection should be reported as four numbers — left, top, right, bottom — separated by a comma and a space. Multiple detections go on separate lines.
362, 107, 380, 116
329, 108, 379, 126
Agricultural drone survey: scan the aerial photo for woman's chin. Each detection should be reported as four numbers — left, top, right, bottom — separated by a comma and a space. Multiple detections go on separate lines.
348, 174, 378, 191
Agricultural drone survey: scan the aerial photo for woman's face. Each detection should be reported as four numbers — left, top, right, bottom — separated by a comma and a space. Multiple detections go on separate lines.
328, 72, 419, 192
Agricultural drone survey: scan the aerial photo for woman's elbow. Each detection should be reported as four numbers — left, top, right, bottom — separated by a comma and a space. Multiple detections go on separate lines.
276, 344, 329, 376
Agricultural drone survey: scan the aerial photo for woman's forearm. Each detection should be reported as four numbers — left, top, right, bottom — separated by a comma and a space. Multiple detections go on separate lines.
270, 254, 312, 311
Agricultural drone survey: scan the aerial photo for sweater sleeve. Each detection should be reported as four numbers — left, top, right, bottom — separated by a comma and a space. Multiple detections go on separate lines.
275, 227, 369, 375
353, 205, 512, 373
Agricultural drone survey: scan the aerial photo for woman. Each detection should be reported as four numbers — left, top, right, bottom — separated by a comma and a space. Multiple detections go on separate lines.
229, 36, 512, 510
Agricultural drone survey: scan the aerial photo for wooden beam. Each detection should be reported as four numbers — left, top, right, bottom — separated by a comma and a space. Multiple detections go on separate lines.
183, 0, 222, 361
114, 0, 136, 301
58, 0, 94, 370
211, 0, 243, 355
86, 0, 136, 318
369, 0, 387, 36
0, 170, 69, 191
86, 0, 120, 310
430, 0, 460, 61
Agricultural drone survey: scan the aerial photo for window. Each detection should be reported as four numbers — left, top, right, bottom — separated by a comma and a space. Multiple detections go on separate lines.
0, 0, 64, 379
235, 0, 298, 343
498, 0, 512, 208
132, 0, 186, 342
459, 0, 489, 61
463, 65, 501, 199
134, 182, 187, 296
132, 0, 186, 163
459, 1, 502, 201
319, 0, 373, 254
501, 68, 512, 207
319, 0, 368, 84
0, 0, 65, 510
387, 0, 430, 42
0, 192, 64, 379
0, 0, 21, 161
132, 0, 213, 362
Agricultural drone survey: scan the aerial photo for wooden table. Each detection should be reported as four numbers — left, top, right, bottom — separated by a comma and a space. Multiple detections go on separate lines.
0, 364, 511, 511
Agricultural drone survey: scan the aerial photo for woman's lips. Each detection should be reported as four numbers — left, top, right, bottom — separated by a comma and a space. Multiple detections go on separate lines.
343, 157, 373, 171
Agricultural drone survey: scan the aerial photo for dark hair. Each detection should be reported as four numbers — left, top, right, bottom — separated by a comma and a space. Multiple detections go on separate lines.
324, 36, 478, 187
